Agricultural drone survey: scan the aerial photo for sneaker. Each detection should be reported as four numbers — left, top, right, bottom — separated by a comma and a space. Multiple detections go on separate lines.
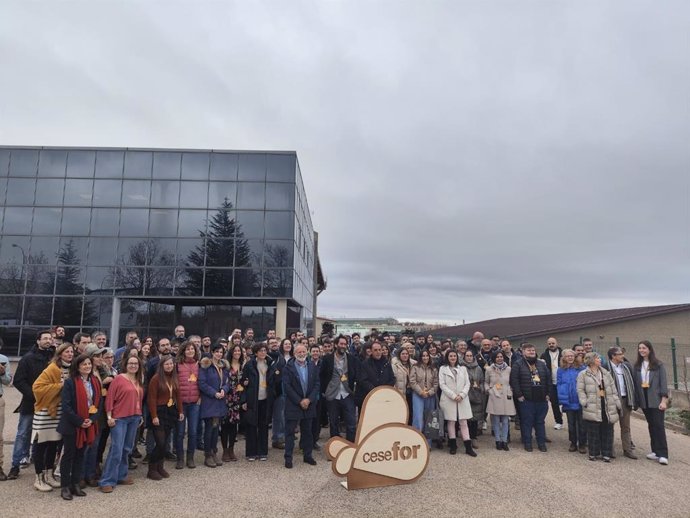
554, 423, 563, 430
603, 456, 611, 463
44, 471, 61, 488
258, 456, 268, 461
19, 457, 30, 469
568, 444, 577, 452
481, 421, 487, 431
646, 452, 659, 460
658, 457, 668, 465
246, 456, 257, 462
7, 466, 20, 480
34, 473, 52, 492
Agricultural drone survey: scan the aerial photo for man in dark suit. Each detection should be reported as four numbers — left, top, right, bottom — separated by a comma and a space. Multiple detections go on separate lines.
283, 343, 320, 468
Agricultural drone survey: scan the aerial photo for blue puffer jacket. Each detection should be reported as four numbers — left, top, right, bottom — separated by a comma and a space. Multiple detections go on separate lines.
557, 366, 585, 411
198, 358, 231, 419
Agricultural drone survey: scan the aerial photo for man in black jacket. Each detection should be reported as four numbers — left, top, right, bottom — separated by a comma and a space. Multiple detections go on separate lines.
509, 343, 551, 452
540, 337, 563, 430
356, 340, 394, 411
320, 335, 363, 443
7, 330, 54, 480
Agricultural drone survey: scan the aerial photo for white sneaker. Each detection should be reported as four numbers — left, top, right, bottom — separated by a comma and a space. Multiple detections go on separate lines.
646, 452, 659, 460
482, 422, 487, 431
658, 457, 668, 465
554, 423, 563, 430
34, 473, 52, 492
44, 470, 61, 488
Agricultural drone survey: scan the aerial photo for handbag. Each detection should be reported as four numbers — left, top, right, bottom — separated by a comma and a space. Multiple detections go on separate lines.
423, 396, 444, 440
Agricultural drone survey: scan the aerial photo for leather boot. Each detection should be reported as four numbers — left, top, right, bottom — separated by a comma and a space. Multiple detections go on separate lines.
186, 452, 196, 469
176, 456, 185, 469
213, 451, 223, 467
228, 446, 237, 462
464, 440, 477, 457
448, 438, 457, 455
147, 462, 162, 481
222, 447, 232, 463
204, 454, 217, 468
157, 460, 170, 479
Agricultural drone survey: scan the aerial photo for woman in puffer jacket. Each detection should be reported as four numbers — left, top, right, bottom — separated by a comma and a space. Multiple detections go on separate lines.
576, 352, 621, 462
175, 341, 200, 469
391, 347, 417, 424
557, 349, 587, 454
197, 344, 230, 468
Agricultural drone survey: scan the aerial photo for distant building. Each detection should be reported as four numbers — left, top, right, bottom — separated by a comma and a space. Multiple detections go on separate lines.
435, 304, 690, 367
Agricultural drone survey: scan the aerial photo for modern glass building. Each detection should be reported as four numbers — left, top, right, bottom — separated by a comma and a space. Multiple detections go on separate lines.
0, 146, 325, 355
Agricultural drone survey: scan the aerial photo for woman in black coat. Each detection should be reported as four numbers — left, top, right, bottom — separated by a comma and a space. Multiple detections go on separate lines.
240, 343, 275, 461
57, 354, 101, 500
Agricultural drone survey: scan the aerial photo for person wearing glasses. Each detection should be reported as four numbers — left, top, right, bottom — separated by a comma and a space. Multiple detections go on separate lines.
607, 347, 638, 459
99, 356, 144, 493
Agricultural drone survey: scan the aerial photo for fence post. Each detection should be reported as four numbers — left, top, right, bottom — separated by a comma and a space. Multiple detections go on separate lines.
671, 338, 678, 390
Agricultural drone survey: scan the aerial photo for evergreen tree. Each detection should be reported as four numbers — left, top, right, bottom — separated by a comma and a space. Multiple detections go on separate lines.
54, 240, 89, 326
185, 199, 255, 296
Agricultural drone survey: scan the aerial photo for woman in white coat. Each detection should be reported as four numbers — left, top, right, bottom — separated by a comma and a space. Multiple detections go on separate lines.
439, 350, 477, 457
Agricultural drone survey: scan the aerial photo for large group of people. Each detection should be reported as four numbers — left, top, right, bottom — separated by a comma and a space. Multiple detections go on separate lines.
0, 325, 672, 499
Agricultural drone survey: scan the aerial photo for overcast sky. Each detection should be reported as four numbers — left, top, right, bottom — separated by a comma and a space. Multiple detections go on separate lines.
1, 1, 688, 324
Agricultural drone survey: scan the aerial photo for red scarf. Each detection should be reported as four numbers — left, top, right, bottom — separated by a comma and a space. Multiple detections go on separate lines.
74, 375, 102, 449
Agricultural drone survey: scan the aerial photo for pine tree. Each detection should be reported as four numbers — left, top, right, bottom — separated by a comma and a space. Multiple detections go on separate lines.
185, 199, 255, 296
54, 239, 89, 326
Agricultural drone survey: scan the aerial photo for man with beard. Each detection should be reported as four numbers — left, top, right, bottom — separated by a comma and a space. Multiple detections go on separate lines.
540, 337, 563, 430
509, 343, 551, 452
320, 335, 364, 443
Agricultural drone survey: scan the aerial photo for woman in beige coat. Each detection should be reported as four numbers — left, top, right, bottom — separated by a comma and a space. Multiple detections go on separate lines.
484, 351, 515, 451
576, 352, 621, 462
438, 351, 476, 457
409, 350, 439, 436
391, 348, 417, 424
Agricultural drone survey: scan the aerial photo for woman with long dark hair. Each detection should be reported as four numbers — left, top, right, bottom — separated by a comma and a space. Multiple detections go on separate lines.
99, 356, 144, 493
634, 340, 669, 465
146, 355, 183, 480
31, 343, 74, 492
57, 353, 101, 500
221, 344, 245, 462
241, 343, 275, 461
462, 350, 485, 449
439, 350, 475, 456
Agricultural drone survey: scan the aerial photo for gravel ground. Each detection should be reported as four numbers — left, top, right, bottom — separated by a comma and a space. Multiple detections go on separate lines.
2, 386, 689, 518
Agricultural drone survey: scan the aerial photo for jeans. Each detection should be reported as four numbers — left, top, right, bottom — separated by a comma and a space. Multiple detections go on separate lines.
519, 400, 548, 446
326, 395, 357, 443
491, 415, 510, 442
411, 392, 437, 434
100, 415, 140, 488
565, 409, 587, 447
176, 402, 200, 458
82, 427, 102, 480
285, 418, 314, 461
11, 412, 33, 468
271, 394, 286, 443
203, 417, 220, 455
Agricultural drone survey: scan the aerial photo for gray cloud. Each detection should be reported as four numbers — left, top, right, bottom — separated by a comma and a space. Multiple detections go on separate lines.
1, 1, 688, 323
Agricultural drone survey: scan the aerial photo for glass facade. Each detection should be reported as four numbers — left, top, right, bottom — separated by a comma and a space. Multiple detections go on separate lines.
0, 147, 317, 354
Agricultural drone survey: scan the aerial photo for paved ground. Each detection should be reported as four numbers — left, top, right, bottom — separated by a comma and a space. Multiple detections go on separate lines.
1, 386, 689, 518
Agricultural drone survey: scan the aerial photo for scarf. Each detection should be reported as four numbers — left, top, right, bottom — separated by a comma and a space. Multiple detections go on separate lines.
493, 362, 508, 372
463, 359, 478, 369
74, 375, 101, 449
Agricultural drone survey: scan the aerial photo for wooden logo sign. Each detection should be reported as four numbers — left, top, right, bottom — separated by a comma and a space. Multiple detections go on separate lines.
326, 386, 430, 490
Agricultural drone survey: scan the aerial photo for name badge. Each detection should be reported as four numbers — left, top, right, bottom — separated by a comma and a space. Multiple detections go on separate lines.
260, 381, 268, 388
532, 375, 541, 383
641, 382, 650, 389
598, 389, 605, 398
88, 405, 98, 414
472, 381, 479, 388
495, 383, 502, 390
340, 374, 348, 382
167, 398, 174, 407
101, 388, 108, 397
188, 374, 197, 382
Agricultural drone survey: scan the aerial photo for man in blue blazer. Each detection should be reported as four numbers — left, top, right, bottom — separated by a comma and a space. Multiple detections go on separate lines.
283, 343, 320, 469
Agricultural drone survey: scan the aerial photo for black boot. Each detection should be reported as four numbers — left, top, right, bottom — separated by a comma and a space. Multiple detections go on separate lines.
502, 442, 510, 451
449, 438, 457, 455
496, 441, 501, 450
464, 440, 477, 457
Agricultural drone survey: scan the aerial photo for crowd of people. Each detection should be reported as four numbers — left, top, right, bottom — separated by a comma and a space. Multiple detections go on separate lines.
0, 326, 671, 500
